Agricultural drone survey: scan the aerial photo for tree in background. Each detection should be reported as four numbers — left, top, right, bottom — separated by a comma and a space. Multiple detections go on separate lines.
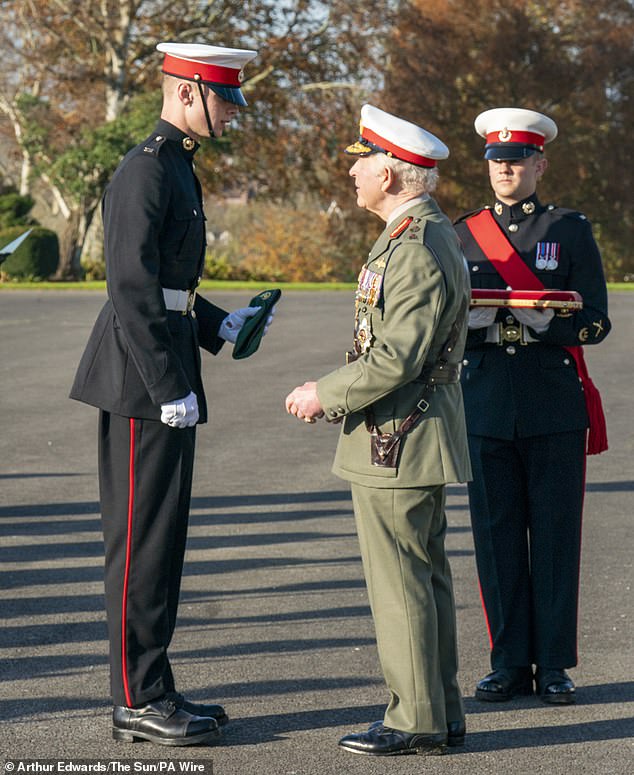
383, 0, 634, 279
0, 0, 394, 278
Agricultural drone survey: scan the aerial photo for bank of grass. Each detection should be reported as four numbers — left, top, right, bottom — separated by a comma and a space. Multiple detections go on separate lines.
0, 279, 357, 291
1, 280, 632, 292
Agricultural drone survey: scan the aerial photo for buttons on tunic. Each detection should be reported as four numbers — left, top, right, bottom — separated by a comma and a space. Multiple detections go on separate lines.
506, 345, 516, 355
508, 224, 519, 232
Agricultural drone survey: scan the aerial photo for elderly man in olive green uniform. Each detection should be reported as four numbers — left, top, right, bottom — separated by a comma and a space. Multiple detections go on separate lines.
286, 104, 471, 757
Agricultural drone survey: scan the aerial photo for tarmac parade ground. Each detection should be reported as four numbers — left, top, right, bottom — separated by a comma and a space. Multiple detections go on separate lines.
0, 289, 632, 775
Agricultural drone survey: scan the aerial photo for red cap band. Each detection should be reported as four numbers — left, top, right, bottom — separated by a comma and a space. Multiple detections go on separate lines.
486, 129, 545, 149
362, 126, 437, 167
162, 53, 242, 86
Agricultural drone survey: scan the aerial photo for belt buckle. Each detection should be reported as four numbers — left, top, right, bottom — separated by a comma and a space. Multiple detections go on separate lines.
417, 398, 430, 413
500, 323, 521, 343
183, 291, 196, 315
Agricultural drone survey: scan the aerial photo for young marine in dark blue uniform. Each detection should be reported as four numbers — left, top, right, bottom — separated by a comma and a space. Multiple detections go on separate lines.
454, 108, 610, 705
70, 42, 270, 746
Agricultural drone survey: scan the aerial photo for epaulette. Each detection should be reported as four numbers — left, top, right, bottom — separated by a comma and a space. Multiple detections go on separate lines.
401, 216, 427, 244
141, 133, 169, 156
544, 204, 590, 223
453, 205, 490, 225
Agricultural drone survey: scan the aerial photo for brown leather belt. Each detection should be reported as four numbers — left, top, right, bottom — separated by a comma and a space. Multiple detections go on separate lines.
414, 362, 462, 384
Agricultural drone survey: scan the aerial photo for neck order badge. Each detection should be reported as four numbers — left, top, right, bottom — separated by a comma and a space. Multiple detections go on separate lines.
233, 289, 281, 359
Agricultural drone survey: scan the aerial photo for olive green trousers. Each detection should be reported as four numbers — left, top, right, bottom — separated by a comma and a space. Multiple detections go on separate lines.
350, 482, 464, 734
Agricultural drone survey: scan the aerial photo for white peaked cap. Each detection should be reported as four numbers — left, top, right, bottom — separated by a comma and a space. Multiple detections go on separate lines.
157, 42, 257, 106
345, 104, 449, 167
475, 107, 558, 159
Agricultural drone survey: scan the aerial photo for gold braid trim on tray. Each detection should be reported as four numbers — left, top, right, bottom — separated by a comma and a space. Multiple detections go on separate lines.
470, 289, 583, 311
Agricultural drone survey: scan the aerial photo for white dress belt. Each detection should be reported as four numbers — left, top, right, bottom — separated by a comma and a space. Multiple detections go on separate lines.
162, 288, 195, 312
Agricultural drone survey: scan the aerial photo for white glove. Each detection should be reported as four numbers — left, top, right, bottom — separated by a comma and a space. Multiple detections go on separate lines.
262, 305, 277, 335
512, 307, 555, 333
468, 307, 498, 329
160, 391, 199, 428
218, 307, 259, 344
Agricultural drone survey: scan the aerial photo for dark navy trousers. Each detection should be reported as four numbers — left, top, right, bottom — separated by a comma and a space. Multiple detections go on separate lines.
467, 430, 586, 670
98, 410, 196, 707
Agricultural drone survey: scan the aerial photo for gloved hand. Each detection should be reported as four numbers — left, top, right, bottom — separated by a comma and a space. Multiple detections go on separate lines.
218, 307, 260, 344
262, 305, 277, 335
512, 307, 555, 333
468, 307, 498, 329
160, 391, 199, 428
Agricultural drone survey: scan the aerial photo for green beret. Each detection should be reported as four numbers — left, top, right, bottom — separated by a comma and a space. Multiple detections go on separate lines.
232, 288, 282, 360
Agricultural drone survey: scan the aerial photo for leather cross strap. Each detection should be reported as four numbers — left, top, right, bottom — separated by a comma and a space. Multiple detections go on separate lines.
365, 295, 469, 466
465, 209, 607, 454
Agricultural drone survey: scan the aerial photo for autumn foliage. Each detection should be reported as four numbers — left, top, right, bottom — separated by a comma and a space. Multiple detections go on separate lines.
0, 0, 632, 281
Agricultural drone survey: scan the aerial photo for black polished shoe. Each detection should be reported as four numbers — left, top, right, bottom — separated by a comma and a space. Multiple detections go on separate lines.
338, 724, 446, 756
535, 668, 576, 705
369, 718, 465, 747
475, 667, 534, 702
112, 697, 220, 746
447, 719, 466, 747
165, 691, 229, 726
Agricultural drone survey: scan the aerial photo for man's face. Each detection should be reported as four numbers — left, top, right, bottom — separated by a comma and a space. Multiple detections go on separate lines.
349, 155, 385, 215
488, 154, 548, 204
187, 87, 240, 139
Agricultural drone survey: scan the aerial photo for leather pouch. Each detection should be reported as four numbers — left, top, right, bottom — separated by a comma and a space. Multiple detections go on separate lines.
370, 431, 402, 468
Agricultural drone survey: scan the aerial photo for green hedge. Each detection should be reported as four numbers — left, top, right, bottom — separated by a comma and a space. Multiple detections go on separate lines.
0, 226, 59, 280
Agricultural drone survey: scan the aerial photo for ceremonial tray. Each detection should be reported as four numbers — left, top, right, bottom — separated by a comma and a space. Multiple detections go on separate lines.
470, 289, 583, 311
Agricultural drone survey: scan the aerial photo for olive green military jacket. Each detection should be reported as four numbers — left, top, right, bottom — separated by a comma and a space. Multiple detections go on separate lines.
316, 197, 472, 488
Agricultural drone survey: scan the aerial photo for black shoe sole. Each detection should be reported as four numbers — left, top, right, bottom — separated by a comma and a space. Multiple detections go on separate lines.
112, 727, 221, 746
540, 692, 575, 705
475, 683, 534, 702
447, 733, 465, 747
338, 742, 446, 757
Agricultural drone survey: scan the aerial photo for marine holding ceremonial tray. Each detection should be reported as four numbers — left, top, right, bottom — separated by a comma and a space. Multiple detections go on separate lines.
454, 107, 610, 707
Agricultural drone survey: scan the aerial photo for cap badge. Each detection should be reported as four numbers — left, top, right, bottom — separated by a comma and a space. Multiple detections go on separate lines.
238, 69, 244, 83
498, 128, 512, 142
183, 137, 196, 151
522, 201, 536, 215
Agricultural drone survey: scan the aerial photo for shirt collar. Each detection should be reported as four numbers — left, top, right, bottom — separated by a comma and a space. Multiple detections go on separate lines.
386, 195, 429, 227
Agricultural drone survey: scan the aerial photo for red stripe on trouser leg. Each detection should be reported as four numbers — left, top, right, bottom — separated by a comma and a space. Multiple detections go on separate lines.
121, 417, 136, 708
478, 580, 494, 651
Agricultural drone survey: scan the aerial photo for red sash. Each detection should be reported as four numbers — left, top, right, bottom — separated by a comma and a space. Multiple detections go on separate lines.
466, 209, 608, 455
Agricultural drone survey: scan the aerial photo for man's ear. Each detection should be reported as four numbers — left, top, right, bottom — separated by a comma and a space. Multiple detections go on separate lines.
176, 81, 194, 106
380, 165, 395, 193
536, 155, 549, 180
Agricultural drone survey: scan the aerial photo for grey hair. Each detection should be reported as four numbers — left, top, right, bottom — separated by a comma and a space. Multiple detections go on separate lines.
374, 152, 440, 194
